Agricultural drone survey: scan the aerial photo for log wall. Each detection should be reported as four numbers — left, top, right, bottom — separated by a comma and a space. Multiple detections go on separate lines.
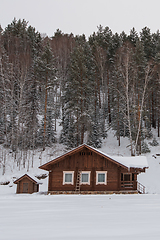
48, 148, 138, 192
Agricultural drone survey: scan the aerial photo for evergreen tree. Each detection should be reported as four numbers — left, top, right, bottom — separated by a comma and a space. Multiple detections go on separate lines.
140, 27, 154, 60
35, 42, 57, 150
87, 118, 102, 148
128, 27, 139, 46
61, 36, 98, 147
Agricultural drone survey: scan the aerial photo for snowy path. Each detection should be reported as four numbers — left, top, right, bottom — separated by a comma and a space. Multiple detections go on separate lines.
0, 194, 160, 240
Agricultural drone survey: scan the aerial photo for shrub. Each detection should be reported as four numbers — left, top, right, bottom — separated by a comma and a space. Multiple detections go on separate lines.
141, 142, 150, 153
149, 138, 159, 146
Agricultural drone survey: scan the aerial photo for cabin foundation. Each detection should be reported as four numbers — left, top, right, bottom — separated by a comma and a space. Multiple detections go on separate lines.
48, 190, 139, 195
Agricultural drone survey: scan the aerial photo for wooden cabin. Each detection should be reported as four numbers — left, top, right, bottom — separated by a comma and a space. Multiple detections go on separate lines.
39, 144, 148, 194
14, 174, 40, 194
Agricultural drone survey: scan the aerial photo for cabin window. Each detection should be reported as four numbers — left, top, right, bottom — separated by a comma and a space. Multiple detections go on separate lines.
96, 171, 107, 185
81, 171, 91, 185
63, 171, 74, 185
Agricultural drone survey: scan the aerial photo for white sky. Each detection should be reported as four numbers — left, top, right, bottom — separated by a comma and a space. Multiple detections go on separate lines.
0, 0, 160, 37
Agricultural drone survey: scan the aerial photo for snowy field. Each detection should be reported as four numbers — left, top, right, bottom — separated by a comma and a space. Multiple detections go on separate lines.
1, 190, 160, 240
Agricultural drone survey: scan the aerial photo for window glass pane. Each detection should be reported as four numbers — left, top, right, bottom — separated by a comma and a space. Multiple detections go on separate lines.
98, 173, 105, 182
65, 173, 72, 182
81, 173, 89, 183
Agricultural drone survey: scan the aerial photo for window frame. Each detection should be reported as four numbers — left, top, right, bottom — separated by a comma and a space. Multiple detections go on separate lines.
80, 171, 91, 185
96, 171, 107, 185
63, 171, 74, 185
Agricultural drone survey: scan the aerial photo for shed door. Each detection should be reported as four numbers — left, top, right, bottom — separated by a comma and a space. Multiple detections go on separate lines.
34, 184, 39, 192
23, 183, 29, 193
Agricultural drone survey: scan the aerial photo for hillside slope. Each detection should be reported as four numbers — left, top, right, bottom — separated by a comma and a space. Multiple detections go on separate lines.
0, 129, 160, 194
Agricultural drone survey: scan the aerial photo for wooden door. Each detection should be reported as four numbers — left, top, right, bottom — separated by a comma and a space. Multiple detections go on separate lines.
23, 183, 29, 193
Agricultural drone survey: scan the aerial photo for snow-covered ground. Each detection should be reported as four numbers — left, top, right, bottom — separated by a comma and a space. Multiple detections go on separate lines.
1, 191, 160, 240
1, 128, 160, 239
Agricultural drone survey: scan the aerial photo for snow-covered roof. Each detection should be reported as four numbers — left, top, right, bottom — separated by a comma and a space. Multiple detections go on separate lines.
27, 174, 43, 184
14, 173, 42, 184
112, 156, 149, 169
39, 143, 148, 170
85, 144, 149, 169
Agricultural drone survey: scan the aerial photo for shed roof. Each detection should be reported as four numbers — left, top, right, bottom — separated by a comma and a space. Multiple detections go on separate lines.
39, 144, 148, 171
14, 174, 41, 184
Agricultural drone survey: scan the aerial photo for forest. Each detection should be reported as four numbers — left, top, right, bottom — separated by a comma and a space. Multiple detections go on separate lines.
0, 18, 160, 163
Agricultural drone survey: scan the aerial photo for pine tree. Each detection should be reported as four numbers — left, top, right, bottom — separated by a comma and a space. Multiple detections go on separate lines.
87, 118, 102, 148
140, 27, 154, 60
61, 36, 98, 147
35, 41, 57, 150
128, 27, 139, 46
89, 26, 113, 125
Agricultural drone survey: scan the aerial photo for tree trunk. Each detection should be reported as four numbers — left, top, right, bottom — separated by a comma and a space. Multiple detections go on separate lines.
43, 71, 48, 151
134, 63, 152, 155
107, 68, 111, 124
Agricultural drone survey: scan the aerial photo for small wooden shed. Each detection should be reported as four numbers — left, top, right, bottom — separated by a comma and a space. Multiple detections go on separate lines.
14, 174, 40, 194
39, 144, 148, 194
